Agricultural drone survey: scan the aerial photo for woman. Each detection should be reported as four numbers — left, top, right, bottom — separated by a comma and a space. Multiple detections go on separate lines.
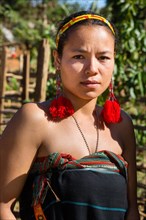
0, 11, 140, 220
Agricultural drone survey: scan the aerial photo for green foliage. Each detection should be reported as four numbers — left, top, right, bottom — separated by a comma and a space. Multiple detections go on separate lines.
0, 1, 83, 48
6, 77, 20, 91
106, 0, 146, 100
0, 0, 84, 79
46, 77, 56, 99
105, 0, 146, 149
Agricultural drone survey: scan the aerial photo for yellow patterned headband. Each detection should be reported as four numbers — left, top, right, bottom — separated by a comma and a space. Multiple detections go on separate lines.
56, 14, 115, 48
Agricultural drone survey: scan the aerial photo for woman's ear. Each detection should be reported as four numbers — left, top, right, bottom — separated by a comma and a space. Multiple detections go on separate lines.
53, 49, 61, 69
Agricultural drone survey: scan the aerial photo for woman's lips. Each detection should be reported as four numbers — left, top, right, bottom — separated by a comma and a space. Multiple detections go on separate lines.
80, 80, 100, 88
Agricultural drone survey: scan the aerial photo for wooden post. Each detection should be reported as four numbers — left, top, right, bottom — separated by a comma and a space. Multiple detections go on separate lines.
22, 50, 30, 102
35, 39, 50, 102
0, 46, 7, 129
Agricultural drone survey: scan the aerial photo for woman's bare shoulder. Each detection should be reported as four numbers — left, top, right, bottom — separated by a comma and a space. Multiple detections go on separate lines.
108, 109, 133, 135
17, 101, 48, 119
119, 109, 136, 152
8, 101, 50, 126
1, 101, 50, 145
109, 109, 135, 152
120, 110, 133, 132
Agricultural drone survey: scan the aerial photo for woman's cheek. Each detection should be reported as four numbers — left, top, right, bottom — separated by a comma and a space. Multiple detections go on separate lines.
71, 62, 84, 73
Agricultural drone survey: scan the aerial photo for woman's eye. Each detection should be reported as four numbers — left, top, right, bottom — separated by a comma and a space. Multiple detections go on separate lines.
73, 55, 84, 59
99, 56, 110, 60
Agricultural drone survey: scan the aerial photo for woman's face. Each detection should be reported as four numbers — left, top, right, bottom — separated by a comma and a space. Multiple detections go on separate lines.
54, 25, 115, 101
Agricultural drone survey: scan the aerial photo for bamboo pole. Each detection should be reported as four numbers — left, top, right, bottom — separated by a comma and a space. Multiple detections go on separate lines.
22, 50, 30, 102
0, 46, 7, 130
35, 39, 50, 102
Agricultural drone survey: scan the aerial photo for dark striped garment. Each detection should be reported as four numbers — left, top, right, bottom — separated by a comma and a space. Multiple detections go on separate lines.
19, 150, 128, 220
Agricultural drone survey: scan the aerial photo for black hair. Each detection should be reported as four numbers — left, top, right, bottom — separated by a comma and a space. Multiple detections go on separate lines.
56, 10, 118, 57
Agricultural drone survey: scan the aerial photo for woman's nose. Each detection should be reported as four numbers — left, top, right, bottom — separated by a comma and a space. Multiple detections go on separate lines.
85, 57, 99, 76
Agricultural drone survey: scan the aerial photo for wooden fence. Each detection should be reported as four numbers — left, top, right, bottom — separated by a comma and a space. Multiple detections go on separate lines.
0, 40, 50, 132
0, 41, 146, 219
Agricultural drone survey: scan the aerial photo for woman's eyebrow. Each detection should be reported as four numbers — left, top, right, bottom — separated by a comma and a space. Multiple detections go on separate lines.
97, 51, 113, 55
71, 48, 87, 53
71, 48, 112, 54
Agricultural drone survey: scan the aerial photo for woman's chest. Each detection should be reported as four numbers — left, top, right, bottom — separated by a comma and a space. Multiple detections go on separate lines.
37, 121, 123, 158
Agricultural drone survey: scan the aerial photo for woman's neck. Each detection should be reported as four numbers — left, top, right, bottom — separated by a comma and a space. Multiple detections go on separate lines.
64, 94, 98, 116
60, 87, 99, 117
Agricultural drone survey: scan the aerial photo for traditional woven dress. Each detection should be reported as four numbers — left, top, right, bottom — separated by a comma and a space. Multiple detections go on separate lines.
19, 150, 128, 220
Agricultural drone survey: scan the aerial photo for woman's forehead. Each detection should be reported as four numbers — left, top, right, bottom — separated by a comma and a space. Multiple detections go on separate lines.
63, 25, 115, 50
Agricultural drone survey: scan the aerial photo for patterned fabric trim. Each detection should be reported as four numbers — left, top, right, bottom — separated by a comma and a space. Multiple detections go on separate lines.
31, 150, 127, 206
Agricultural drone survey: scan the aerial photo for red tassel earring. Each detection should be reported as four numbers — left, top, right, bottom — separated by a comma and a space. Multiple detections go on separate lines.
48, 71, 74, 121
101, 81, 122, 124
